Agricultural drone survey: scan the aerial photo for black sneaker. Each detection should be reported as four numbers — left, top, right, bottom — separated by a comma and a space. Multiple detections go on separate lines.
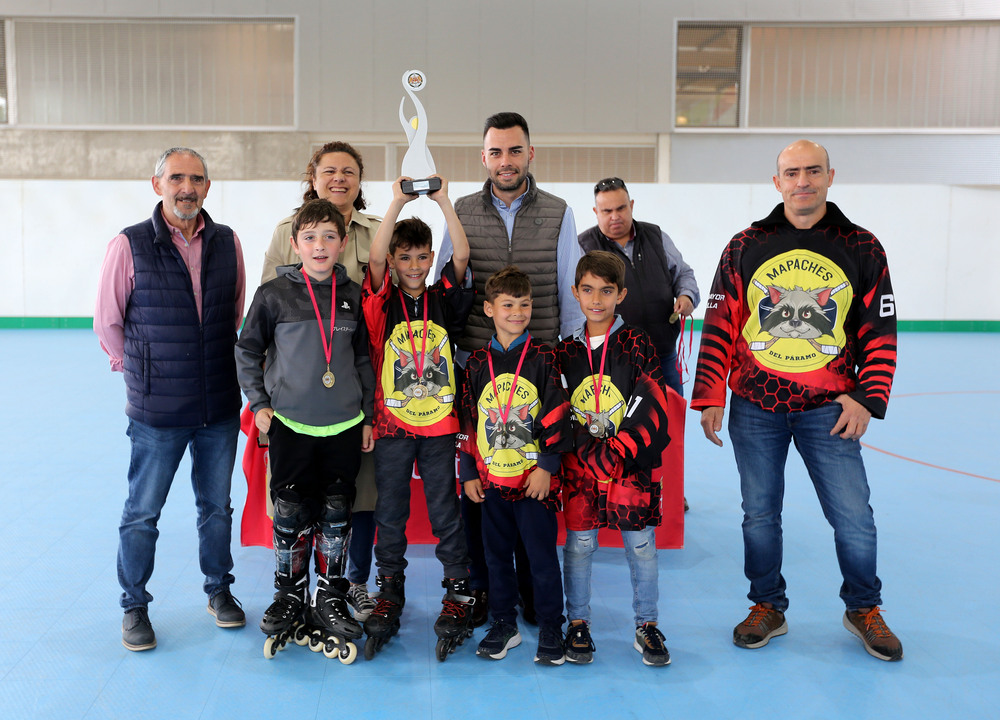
208, 589, 246, 628
476, 619, 521, 660
122, 607, 156, 651
564, 621, 595, 664
634, 622, 671, 666
534, 625, 565, 666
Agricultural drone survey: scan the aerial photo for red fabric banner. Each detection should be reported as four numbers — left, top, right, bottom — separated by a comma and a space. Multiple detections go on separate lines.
239, 389, 684, 549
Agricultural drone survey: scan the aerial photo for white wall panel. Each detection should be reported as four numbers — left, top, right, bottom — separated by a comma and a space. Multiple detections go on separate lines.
0, 181, 25, 316
5, 178, 996, 322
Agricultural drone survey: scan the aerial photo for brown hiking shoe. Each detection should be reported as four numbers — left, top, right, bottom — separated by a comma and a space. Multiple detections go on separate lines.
733, 603, 787, 649
844, 607, 903, 661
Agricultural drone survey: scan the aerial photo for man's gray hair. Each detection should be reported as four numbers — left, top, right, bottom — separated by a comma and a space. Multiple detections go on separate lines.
154, 147, 209, 179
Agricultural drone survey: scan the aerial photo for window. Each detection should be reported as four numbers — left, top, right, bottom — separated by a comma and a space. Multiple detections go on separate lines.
677, 21, 1000, 129
675, 24, 743, 128
1, 21, 7, 124
10, 19, 294, 127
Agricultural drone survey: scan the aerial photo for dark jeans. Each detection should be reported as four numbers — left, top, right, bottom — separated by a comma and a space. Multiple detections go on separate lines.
346, 510, 375, 584
481, 488, 563, 629
661, 351, 683, 397
373, 435, 470, 579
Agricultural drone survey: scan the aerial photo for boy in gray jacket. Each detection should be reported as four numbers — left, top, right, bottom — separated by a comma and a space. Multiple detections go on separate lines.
236, 199, 375, 659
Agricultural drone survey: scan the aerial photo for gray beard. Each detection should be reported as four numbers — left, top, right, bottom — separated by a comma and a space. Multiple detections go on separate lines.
171, 206, 200, 221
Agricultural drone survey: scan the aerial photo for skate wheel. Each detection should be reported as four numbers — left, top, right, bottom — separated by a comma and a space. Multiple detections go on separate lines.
264, 636, 281, 659
435, 637, 450, 662
308, 635, 324, 653
364, 635, 379, 661
336, 641, 358, 664
292, 624, 310, 646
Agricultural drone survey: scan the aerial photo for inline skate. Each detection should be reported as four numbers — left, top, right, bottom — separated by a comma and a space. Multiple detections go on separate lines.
363, 574, 405, 659
433, 577, 476, 661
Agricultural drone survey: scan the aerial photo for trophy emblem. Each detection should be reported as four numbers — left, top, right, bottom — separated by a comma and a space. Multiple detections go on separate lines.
398, 69, 441, 195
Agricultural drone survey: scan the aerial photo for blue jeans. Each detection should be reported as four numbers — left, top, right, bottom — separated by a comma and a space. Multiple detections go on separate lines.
563, 526, 659, 626
728, 394, 882, 612
118, 416, 239, 610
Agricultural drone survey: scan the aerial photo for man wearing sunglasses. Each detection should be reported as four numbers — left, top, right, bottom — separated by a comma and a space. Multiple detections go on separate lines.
579, 177, 700, 398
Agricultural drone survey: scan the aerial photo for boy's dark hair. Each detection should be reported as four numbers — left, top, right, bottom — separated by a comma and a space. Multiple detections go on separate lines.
291, 199, 346, 241
485, 265, 532, 303
483, 111, 530, 143
388, 217, 433, 255
302, 141, 368, 211
575, 250, 626, 289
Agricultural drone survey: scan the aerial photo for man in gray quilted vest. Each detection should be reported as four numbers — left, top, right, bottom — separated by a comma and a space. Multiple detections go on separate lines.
434, 112, 583, 628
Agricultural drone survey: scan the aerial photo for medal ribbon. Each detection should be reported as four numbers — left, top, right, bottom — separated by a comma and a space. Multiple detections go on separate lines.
301, 270, 336, 372
676, 314, 694, 385
584, 325, 612, 414
487, 334, 532, 427
399, 292, 429, 383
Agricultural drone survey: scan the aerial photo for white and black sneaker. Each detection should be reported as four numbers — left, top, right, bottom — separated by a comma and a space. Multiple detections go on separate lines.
476, 619, 521, 660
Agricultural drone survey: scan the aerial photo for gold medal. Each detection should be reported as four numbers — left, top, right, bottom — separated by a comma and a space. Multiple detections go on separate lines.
322, 371, 335, 388
589, 422, 605, 438
412, 385, 426, 399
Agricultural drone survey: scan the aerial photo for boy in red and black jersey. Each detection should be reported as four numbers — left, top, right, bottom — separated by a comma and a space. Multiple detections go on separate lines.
360, 175, 475, 649
459, 266, 572, 664
692, 140, 902, 663
556, 250, 672, 667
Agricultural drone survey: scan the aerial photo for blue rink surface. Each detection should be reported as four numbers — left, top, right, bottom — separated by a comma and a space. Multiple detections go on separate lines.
1, 329, 998, 720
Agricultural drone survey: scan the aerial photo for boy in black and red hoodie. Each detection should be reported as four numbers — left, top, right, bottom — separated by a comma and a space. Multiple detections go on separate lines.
360, 174, 475, 659
557, 250, 672, 667
459, 266, 572, 665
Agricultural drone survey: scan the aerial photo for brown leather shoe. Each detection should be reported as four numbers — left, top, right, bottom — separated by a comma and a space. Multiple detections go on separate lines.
733, 602, 787, 649
844, 607, 903, 661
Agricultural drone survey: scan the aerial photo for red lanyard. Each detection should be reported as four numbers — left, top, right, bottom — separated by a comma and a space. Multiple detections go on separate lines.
302, 270, 336, 371
487, 335, 532, 426
584, 325, 612, 413
676, 315, 694, 385
399, 291, 429, 379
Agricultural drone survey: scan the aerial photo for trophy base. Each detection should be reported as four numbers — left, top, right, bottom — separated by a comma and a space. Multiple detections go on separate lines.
401, 177, 442, 196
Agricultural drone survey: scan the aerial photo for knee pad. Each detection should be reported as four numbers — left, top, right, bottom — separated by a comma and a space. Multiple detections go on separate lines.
319, 493, 351, 534
272, 489, 314, 538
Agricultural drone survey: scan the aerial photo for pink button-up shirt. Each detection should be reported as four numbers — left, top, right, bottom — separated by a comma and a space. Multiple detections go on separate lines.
94, 208, 246, 372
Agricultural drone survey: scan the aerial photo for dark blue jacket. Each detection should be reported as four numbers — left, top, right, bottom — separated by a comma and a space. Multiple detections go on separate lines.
121, 202, 241, 427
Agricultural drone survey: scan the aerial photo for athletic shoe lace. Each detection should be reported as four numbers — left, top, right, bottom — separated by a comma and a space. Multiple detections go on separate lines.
858, 607, 893, 639
639, 623, 666, 650
568, 623, 595, 651
440, 597, 469, 619
744, 603, 776, 629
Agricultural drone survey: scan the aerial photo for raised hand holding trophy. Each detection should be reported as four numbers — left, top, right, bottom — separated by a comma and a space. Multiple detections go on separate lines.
398, 69, 441, 195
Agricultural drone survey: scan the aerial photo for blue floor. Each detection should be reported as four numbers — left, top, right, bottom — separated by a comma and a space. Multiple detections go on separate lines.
1, 330, 998, 720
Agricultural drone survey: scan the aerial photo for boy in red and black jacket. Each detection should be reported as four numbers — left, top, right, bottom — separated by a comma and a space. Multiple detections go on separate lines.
360, 174, 475, 656
557, 250, 672, 668
459, 266, 572, 665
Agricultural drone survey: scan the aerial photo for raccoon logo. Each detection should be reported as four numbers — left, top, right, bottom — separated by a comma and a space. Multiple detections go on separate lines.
484, 403, 535, 450
572, 402, 624, 439
394, 346, 449, 398
760, 285, 834, 340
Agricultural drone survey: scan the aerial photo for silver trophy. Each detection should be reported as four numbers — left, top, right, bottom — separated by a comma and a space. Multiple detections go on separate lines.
398, 69, 440, 195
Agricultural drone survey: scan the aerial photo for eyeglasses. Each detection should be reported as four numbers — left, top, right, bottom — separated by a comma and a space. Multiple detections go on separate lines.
594, 177, 627, 194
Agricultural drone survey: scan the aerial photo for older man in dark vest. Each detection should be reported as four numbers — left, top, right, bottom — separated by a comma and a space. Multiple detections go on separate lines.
95, 147, 247, 651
